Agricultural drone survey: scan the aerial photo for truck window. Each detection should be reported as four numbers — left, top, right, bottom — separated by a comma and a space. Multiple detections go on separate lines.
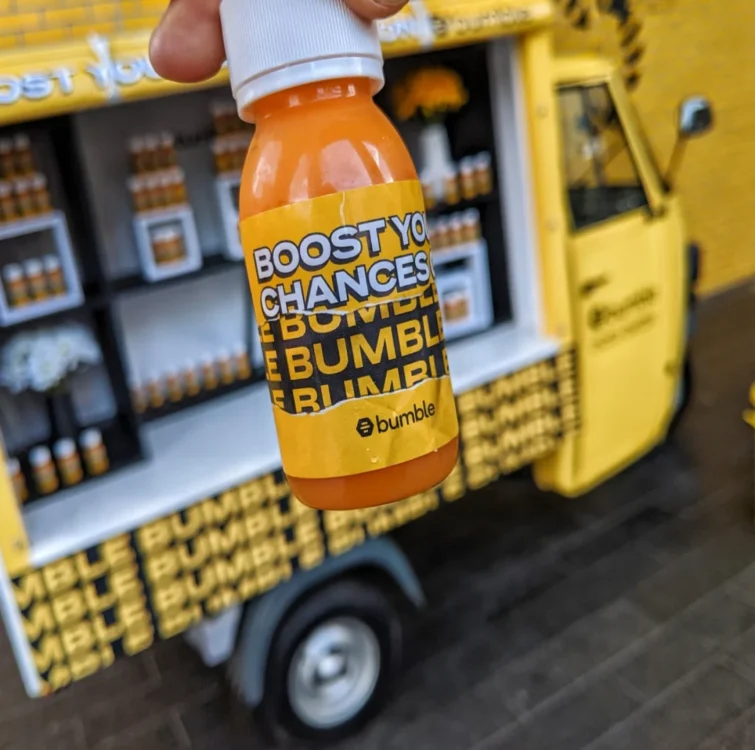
558, 84, 649, 230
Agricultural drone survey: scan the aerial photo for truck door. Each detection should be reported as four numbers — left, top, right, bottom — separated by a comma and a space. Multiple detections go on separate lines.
555, 79, 684, 493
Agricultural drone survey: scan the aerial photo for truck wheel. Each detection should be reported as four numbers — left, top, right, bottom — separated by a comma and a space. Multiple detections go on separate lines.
257, 579, 401, 745
669, 357, 693, 437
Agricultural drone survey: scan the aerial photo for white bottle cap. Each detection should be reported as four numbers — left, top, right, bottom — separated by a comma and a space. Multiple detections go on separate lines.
43, 254, 61, 272
29, 445, 51, 466
220, 0, 385, 121
23, 258, 43, 276
3, 263, 23, 281
80, 428, 103, 449
53, 438, 77, 459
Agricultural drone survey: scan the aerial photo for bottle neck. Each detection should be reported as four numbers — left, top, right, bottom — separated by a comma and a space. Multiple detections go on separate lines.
244, 77, 375, 123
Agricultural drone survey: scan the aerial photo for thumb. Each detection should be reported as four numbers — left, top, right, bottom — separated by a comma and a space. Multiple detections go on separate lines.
346, 0, 409, 20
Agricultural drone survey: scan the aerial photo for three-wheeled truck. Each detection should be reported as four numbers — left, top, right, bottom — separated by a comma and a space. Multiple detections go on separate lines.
0, 0, 711, 743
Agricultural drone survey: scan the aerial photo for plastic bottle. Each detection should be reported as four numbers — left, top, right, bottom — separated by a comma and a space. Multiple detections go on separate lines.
220, 0, 459, 510
54, 438, 83, 486
80, 428, 109, 476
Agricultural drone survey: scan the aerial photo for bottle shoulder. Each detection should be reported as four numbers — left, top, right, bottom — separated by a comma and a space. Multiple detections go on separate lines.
239, 100, 417, 218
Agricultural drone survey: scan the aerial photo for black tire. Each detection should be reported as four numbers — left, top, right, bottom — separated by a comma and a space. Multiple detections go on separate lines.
257, 579, 402, 746
668, 356, 693, 438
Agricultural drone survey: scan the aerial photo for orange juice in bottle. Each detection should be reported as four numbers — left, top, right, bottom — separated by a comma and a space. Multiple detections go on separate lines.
221, 0, 459, 510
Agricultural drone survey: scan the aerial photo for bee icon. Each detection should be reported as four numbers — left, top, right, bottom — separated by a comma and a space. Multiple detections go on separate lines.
356, 418, 375, 438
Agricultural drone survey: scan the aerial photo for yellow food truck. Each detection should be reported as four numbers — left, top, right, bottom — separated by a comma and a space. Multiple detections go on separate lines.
0, 0, 711, 743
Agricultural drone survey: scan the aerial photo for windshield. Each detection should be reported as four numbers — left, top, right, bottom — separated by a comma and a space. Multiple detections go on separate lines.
558, 83, 649, 230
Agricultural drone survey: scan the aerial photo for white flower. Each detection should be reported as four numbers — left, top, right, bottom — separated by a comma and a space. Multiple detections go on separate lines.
28, 338, 69, 392
0, 323, 103, 394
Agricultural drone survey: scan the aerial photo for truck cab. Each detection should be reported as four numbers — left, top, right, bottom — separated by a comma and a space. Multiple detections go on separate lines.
538, 54, 701, 495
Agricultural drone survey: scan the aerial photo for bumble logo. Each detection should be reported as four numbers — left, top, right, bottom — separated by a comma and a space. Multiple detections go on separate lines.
356, 418, 375, 438
357, 401, 436, 437
357, 401, 437, 438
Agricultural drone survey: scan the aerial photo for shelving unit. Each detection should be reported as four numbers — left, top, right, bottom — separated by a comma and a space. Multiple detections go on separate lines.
111, 252, 242, 295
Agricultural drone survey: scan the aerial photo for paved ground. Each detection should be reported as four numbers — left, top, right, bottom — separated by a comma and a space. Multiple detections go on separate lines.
1, 283, 754, 749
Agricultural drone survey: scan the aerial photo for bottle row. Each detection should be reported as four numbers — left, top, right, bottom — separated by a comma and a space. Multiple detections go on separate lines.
2, 256, 66, 308
131, 346, 254, 413
212, 133, 253, 175
0, 134, 37, 180
129, 132, 179, 175
149, 227, 188, 267
0, 174, 53, 223
422, 151, 494, 208
428, 208, 482, 250
9, 429, 109, 501
128, 167, 188, 214
210, 100, 253, 137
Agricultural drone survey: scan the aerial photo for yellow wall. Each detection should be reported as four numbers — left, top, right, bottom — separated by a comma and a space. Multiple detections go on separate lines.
555, 0, 755, 294
0, 0, 165, 49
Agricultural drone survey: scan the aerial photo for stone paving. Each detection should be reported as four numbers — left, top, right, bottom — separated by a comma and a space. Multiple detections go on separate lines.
0, 283, 754, 749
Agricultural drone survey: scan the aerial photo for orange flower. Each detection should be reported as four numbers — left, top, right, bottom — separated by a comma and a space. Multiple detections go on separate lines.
392, 67, 469, 122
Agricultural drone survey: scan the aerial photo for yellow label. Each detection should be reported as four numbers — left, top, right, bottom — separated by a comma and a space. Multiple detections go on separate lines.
241, 180, 459, 480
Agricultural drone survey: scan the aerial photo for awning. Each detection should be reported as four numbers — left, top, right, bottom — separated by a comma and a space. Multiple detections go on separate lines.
0, 0, 552, 125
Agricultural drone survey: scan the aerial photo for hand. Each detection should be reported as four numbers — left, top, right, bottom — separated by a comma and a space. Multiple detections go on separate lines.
150, 0, 409, 84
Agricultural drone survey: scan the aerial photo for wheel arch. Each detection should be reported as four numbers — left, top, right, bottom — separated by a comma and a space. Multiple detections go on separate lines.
228, 536, 424, 708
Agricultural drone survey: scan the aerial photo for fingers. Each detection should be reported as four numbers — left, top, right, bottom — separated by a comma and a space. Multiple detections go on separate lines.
149, 0, 410, 84
345, 0, 409, 19
150, 0, 225, 83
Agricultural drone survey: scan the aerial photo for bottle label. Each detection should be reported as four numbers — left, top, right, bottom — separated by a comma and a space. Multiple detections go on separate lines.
241, 180, 458, 480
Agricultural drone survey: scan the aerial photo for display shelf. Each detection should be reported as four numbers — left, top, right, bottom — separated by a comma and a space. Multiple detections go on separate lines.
12, 417, 143, 508
132, 204, 203, 283
111, 252, 243, 295
137, 367, 265, 424
0, 211, 85, 327
427, 191, 498, 219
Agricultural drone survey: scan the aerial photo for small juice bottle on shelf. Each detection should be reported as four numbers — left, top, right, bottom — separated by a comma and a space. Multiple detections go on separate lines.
183, 362, 202, 397
54, 438, 84, 486
13, 134, 34, 175
3, 264, 29, 307
0, 182, 16, 221
80, 428, 109, 476
165, 369, 184, 402
217, 350, 235, 385
7, 457, 28, 503
29, 446, 59, 495
220, 0, 459, 510
143, 135, 160, 171
0, 139, 14, 178
234, 344, 252, 380
131, 382, 148, 414
43, 255, 66, 296
459, 157, 477, 201
449, 214, 464, 247
23, 258, 47, 301
159, 132, 177, 169
201, 356, 219, 391
129, 176, 148, 213
31, 174, 52, 213
147, 375, 166, 409
129, 137, 148, 174
443, 166, 460, 205
14, 178, 35, 217
475, 151, 494, 195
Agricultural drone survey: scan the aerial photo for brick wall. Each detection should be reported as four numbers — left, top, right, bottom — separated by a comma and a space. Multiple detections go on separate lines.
0, 0, 167, 50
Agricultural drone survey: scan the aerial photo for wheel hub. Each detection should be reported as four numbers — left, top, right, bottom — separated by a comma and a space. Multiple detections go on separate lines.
288, 616, 381, 729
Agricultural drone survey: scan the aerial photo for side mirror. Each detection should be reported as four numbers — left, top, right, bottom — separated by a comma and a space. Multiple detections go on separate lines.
678, 97, 713, 138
